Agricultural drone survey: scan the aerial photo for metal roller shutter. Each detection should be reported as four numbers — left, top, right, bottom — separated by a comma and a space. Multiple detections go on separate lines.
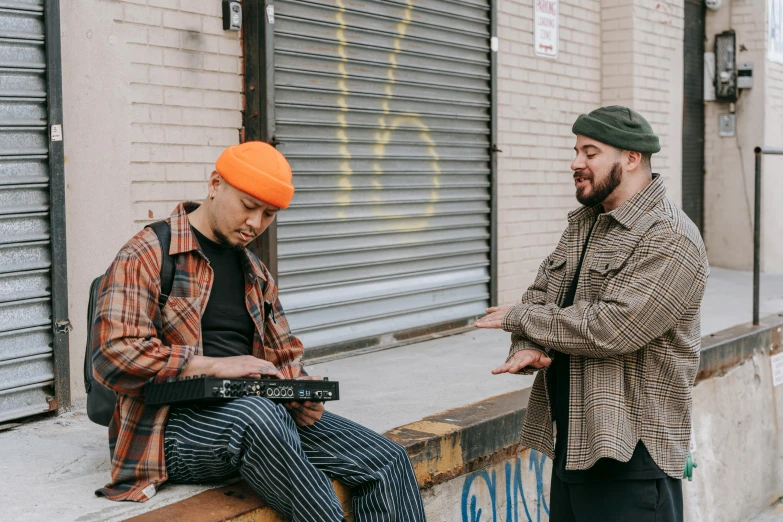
273, 0, 491, 349
0, 0, 56, 423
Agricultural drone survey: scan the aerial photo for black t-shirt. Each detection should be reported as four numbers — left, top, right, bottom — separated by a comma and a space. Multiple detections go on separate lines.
191, 226, 255, 358
548, 218, 667, 483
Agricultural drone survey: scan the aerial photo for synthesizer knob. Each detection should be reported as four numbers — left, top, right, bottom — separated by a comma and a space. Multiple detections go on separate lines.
201, 374, 206, 378
166, 376, 176, 383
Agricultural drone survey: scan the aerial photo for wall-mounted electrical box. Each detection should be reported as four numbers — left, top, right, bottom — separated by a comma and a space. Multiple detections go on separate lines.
738, 62, 753, 89
718, 113, 736, 137
223, 0, 242, 31
714, 30, 737, 101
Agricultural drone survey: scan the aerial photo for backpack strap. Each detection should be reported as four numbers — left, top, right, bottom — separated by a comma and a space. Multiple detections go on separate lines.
145, 220, 175, 308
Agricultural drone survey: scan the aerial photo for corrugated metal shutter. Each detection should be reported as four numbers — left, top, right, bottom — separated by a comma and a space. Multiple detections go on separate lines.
0, 0, 55, 423
273, 0, 491, 349
682, 0, 705, 231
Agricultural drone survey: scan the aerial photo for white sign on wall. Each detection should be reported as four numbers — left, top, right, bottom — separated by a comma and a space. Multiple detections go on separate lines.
770, 0, 783, 64
772, 352, 783, 387
534, 0, 559, 59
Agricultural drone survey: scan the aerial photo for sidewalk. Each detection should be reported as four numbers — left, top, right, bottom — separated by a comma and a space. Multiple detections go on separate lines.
702, 267, 783, 336
0, 328, 528, 522
1, 266, 782, 521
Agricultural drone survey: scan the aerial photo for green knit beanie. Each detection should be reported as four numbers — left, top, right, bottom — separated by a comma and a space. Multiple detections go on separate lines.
572, 105, 660, 154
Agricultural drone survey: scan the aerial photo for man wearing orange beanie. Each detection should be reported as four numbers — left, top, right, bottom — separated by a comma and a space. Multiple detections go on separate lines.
92, 142, 426, 521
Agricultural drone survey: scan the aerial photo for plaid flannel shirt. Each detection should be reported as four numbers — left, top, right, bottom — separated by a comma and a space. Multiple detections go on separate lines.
92, 202, 305, 502
502, 174, 709, 478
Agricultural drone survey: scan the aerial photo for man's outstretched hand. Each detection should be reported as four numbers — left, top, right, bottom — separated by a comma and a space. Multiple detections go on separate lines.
492, 349, 552, 375
474, 306, 511, 329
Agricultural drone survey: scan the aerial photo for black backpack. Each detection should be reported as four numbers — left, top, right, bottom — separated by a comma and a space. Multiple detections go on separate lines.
84, 221, 176, 426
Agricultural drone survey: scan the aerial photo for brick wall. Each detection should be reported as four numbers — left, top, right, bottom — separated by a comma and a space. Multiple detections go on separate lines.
61, 1, 244, 404
119, 1, 243, 224
495, 0, 684, 305
601, 0, 684, 204
631, 1, 684, 205
495, 0, 602, 305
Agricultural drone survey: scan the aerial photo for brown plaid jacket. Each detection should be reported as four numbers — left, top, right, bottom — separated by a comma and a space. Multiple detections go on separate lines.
92, 202, 305, 502
501, 174, 708, 478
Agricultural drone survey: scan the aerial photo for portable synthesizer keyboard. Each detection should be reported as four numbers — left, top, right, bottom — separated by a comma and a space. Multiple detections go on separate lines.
144, 375, 340, 407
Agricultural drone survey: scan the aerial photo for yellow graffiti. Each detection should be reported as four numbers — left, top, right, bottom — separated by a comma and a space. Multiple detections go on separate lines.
334, 0, 441, 231
335, 0, 352, 218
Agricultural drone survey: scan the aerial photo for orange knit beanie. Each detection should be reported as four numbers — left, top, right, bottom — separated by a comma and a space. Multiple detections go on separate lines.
215, 142, 295, 209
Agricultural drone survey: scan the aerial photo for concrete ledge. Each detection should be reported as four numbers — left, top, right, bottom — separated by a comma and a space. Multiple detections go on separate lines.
130, 389, 532, 522
133, 317, 783, 522
698, 315, 783, 381
126, 480, 353, 522
386, 388, 531, 488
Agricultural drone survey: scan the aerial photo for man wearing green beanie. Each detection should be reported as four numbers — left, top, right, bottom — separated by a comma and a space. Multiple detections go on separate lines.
475, 106, 709, 521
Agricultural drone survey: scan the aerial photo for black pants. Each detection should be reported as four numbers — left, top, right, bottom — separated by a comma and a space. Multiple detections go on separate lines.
549, 470, 683, 522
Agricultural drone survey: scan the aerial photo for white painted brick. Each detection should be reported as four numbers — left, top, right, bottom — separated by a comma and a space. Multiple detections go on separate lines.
219, 73, 243, 92
131, 123, 166, 143
496, 0, 606, 296
164, 125, 208, 145
130, 84, 164, 104
163, 87, 204, 107
132, 181, 187, 203
128, 43, 163, 65
182, 107, 242, 128
148, 0, 180, 8
124, 4, 162, 25
203, 90, 240, 110
121, 23, 148, 44
129, 163, 167, 182
181, 32, 221, 54
204, 53, 240, 73
183, 145, 228, 163
202, 15, 229, 36
133, 104, 151, 123
149, 66, 181, 86
133, 202, 167, 221
162, 9, 202, 31
129, 63, 149, 84
219, 37, 242, 57
180, 70, 220, 90
149, 105, 184, 124
166, 163, 210, 181
131, 145, 152, 163
180, 0, 221, 16
148, 26, 181, 48
150, 144, 185, 163
183, 182, 209, 200
163, 48, 203, 69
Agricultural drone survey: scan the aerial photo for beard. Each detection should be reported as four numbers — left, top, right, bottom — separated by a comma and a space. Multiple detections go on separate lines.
575, 162, 623, 207
214, 228, 249, 251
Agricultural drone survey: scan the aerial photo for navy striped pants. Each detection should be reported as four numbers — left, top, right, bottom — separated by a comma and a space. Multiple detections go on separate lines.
164, 396, 426, 522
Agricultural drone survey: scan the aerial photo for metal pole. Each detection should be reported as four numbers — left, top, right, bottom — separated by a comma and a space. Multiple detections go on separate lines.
753, 147, 762, 326
751, 146, 783, 326
46, 0, 71, 412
